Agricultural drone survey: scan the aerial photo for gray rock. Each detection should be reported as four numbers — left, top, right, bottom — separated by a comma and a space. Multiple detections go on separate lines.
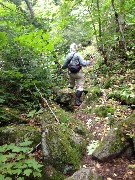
92, 128, 129, 162
41, 123, 86, 173
92, 113, 135, 162
66, 167, 103, 180
0, 124, 41, 146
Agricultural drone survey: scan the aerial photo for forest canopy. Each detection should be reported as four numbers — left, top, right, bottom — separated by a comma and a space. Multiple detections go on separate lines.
0, 0, 134, 110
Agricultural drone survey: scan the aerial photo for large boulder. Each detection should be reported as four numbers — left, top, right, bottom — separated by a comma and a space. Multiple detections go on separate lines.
41, 122, 87, 174
66, 167, 103, 180
53, 88, 75, 110
0, 124, 41, 146
0, 106, 27, 126
92, 113, 135, 162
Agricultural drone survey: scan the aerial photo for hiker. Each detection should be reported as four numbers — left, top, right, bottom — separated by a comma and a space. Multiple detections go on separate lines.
62, 43, 90, 106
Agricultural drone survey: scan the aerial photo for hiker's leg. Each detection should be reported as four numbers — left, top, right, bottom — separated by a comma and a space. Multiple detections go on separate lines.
76, 70, 84, 91
75, 71, 84, 106
75, 90, 83, 106
68, 73, 75, 89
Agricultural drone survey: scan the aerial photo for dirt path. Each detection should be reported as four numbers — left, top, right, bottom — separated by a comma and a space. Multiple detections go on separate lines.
74, 110, 135, 180
72, 87, 135, 179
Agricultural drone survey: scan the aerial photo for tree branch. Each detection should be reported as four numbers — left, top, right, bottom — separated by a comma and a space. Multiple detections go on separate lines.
24, 0, 35, 18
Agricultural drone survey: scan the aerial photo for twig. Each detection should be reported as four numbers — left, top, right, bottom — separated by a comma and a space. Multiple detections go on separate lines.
34, 85, 60, 123
27, 142, 41, 154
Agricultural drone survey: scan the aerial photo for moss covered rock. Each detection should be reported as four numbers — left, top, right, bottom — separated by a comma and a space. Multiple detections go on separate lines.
41, 165, 66, 180
0, 124, 41, 146
41, 122, 86, 173
92, 113, 135, 162
53, 88, 75, 110
108, 89, 135, 108
66, 167, 103, 180
0, 106, 26, 126
41, 103, 88, 136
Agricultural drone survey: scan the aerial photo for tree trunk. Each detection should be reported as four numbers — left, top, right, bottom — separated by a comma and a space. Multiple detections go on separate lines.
111, 0, 127, 55
24, 0, 35, 18
87, 3, 98, 47
96, 0, 108, 64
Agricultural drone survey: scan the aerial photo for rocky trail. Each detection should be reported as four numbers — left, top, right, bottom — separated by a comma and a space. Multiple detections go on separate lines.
34, 47, 135, 179
74, 108, 135, 180
71, 78, 135, 179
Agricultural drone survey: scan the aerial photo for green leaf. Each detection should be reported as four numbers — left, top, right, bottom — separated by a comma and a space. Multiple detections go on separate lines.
19, 139, 33, 147
12, 169, 22, 175
27, 110, 36, 118
46, 42, 54, 52
33, 171, 42, 177
12, 147, 22, 153
0, 144, 8, 152
5, 177, 12, 180
0, 154, 9, 163
15, 161, 27, 169
0, 32, 8, 46
23, 169, 32, 176
0, 174, 5, 179
15, 154, 26, 160
17, 177, 24, 180
0, 98, 5, 103
35, 108, 44, 115
42, 32, 50, 40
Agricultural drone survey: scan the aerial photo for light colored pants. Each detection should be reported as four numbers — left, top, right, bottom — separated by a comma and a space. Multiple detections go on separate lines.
68, 69, 84, 91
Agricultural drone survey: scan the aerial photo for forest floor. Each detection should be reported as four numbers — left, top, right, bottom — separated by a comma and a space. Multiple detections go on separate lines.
71, 69, 135, 179
74, 100, 135, 180
34, 78, 135, 179
71, 46, 135, 180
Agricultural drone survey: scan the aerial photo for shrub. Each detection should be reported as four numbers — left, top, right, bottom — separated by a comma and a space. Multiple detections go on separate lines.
86, 87, 103, 103
0, 139, 43, 180
94, 105, 115, 117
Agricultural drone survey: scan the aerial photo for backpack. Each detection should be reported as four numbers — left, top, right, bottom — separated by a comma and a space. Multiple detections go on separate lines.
68, 53, 82, 73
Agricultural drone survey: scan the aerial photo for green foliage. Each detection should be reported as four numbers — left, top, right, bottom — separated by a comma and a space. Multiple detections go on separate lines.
0, 0, 66, 111
27, 108, 44, 118
108, 85, 135, 106
94, 105, 115, 117
0, 139, 43, 179
86, 87, 102, 103
103, 77, 114, 89
0, 107, 23, 126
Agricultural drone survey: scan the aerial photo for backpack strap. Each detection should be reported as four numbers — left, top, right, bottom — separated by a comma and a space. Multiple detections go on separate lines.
68, 53, 76, 64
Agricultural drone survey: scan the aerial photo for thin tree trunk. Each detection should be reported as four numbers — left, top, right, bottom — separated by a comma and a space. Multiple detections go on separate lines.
24, 0, 35, 18
96, 0, 108, 64
97, 0, 102, 38
86, 3, 98, 47
111, 0, 127, 53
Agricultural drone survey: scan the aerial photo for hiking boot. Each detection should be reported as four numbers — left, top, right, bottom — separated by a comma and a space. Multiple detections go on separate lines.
75, 90, 83, 106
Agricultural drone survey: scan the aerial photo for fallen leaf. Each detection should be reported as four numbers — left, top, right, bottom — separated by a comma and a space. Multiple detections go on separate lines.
96, 163, 101, 169
107, 178, 112, 180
